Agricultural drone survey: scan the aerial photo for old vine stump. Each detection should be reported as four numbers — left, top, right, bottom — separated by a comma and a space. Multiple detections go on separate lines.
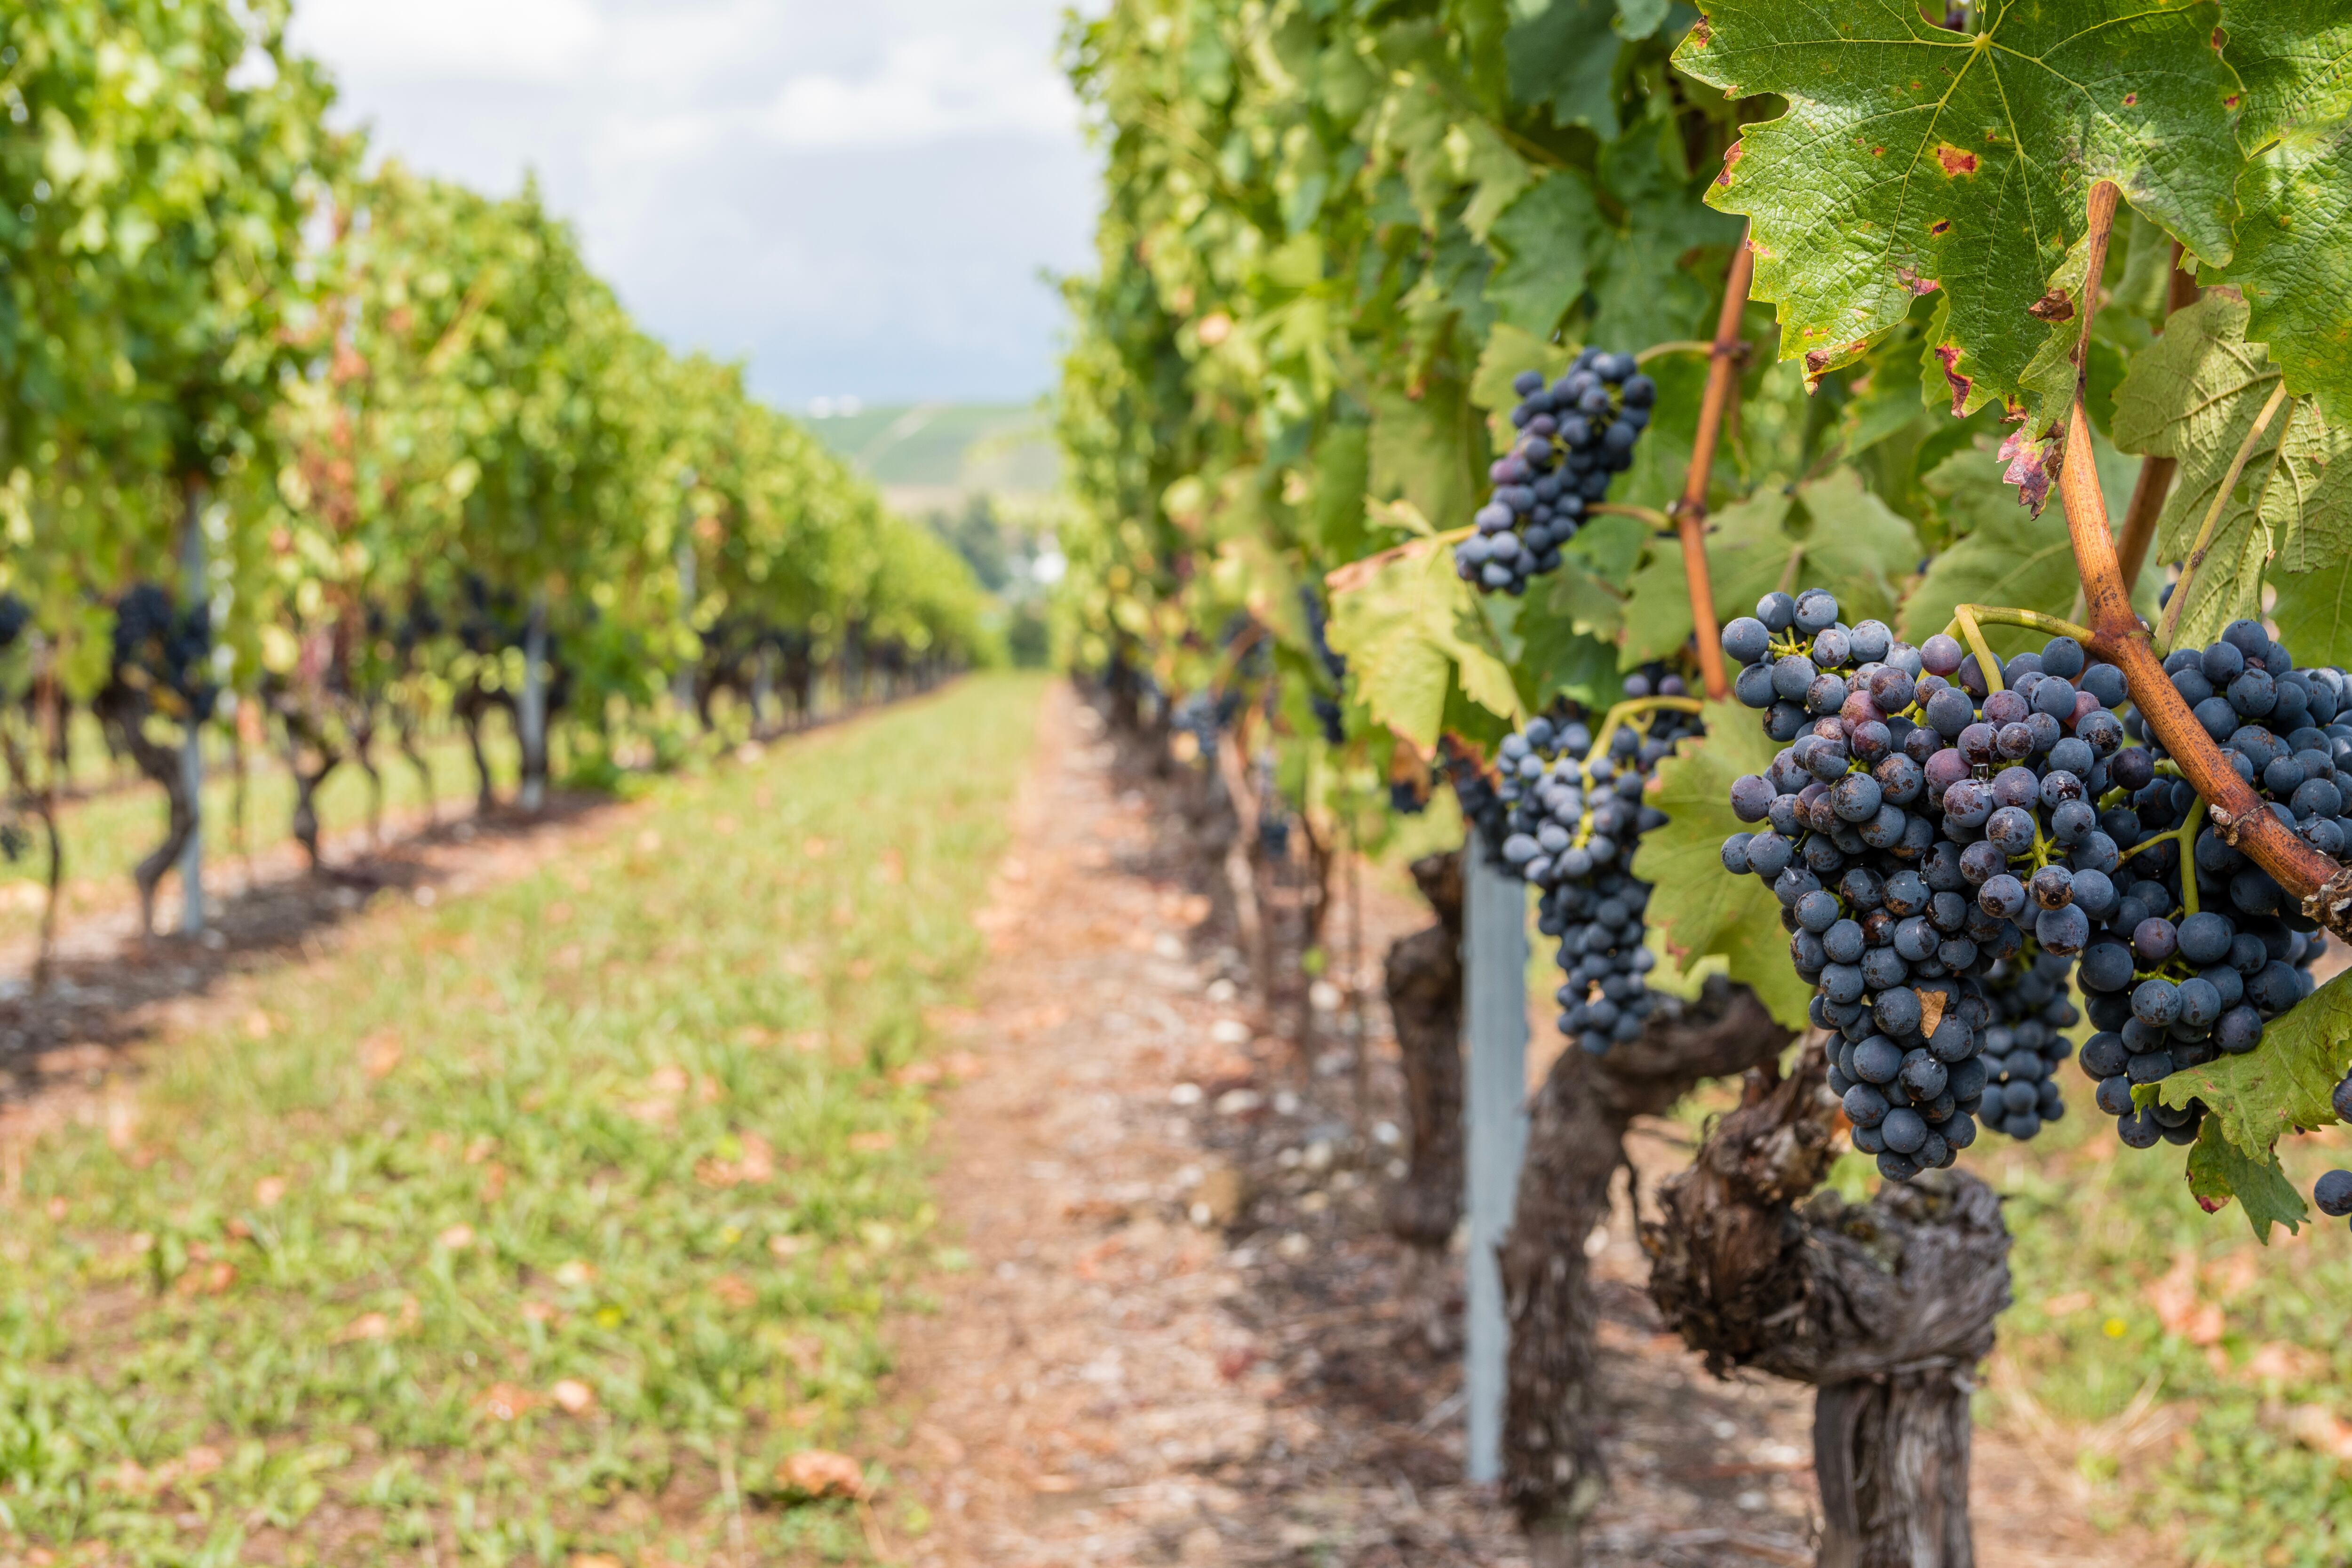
1644, 1048, 2012, 1568
1502, 976, 1792, 1564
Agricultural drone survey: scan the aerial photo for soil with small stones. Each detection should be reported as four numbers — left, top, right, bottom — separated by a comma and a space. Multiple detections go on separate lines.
879, 683, 2168, 1568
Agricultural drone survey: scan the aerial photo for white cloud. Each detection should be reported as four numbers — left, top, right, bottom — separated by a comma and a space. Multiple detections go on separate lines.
290, 0, 605, 83
756, 36, 1077, 149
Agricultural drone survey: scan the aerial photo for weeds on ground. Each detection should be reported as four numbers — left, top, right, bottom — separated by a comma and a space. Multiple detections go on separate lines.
0, 674, 1042, 1565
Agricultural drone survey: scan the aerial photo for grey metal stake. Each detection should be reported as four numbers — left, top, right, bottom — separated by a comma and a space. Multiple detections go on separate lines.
1462, 829, 1529, 1485
179, 481, 207, 936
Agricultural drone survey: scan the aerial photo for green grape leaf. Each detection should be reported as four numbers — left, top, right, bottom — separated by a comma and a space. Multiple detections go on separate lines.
1507, 0, 1622, 137
1620, 471, 1919, 664
1370, 377, 1484, 531
1674, 0, 2241, 415
2220, 0, 2352, 150
2156, 968, 2352, 1184
1617, 0, 1676, 40
1459, 121, 1541, 244
1471, 321, 1578, 454
1585, 121, 1741, 351
2110, 293, 2352, 649
2223, 118, 2352, 428
2270, 552, 2352, 669
1632, 700, 1816, 1029
1327, 541, 1524, 752
1794, 469, 1924, 614
1620, 489, 1798, 665
2184, 1118, 2308, 1243
1897, 446, 2161, 654
1486, 172, 1605, 338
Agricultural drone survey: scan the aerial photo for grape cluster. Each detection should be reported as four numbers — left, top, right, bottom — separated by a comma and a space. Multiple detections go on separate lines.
1456, 350, 1654, 596
1715, 589, 2149, 1179
1298, 586, 1349, 746
110, 583, 216, 720
2073, 621, 2345, 1147
1973, 953, 2080, 1140
1476, 670, 1701, 1055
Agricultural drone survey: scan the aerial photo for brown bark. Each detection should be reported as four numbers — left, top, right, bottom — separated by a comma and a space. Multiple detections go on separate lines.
1504, 976, 1793, 1555
1643, 1047, 2010, 1568
91, 686, 195, 941
2053, 182, 2352, 937
1673, 234, 1753, 702
1383, 850, 1466, 1250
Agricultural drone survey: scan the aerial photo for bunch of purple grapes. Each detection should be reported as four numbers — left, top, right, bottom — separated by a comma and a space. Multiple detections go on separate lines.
2073, 621, 2346, 1148
1715, 588, 2150, 1179
1446, 670, 1701, 1056
1456, 350, 1654, 596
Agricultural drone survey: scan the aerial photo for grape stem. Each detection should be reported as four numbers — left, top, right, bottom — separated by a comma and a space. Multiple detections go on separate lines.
1586, 502, 1673, 533
1634, 340, 1715, 366
1581, 696, 1706, 772
1670, 234, 1755, 704
2058, 181, 2352, 941
2118, 798, 2207, 919
2151, 380, 2292, 655
1936, 604, 2100, 697
1569, 697, 1702, 850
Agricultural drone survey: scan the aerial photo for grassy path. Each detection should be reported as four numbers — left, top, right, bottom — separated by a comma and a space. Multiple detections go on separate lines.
0, 675, 1044, 1567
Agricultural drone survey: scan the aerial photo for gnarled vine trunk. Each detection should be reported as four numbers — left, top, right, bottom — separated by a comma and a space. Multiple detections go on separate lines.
91, 686, 196, 941
1383, 849, 1465, 1252
1502, 977, 1792, 1566
1643, 1046, 2011, 1568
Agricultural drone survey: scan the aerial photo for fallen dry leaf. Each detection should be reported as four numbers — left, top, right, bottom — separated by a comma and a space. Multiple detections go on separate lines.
2040, 1291, 2094, 1318
438, 1223, 476, 1250
713, 1274, 757, 1308
253, 1175, 287, 1209
359, 1028, 403, 1079
334, 1312, 393, 1344
768, 1233, 808, 1262
553, 1259, 596, 1288
569, 1556, 623, 1568
172, 1261, 235, 1297
242, 1010, 273, 1040
549, 1378, 596, 1415
472, 1383, 540, 1422
779, 1449, 866, 1498
847, 1130, 896, 1154
2146, 1249, 2225, 1346
2289, 1403, 2352, 1461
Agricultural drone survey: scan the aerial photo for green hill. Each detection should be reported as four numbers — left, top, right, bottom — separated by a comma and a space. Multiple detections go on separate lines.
806, 402, 1059, 511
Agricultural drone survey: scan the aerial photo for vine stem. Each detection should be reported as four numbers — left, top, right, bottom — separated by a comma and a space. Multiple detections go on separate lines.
1671, 233, 1754, 702
1948, 605, 2005, 696
1586, 501, 1674, 532
2059, 182, 2352, 940
2152, 379, 2291, 654
1635, 340, 1714, 365
1937, 603, 2100, 695
1582, 696, 1705, 772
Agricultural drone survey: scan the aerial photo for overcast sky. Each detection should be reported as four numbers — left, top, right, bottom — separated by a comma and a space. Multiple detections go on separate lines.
286, 0, 1100, 410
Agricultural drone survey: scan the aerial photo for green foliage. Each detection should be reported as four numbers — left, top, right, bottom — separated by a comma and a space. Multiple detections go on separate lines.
1631, 700, 1814, 1028
2110, 294, 2352, 657
1677, 0, 2239, 415
1899, 447, 2164, 655
1623, 471, 1918, 664
2185, 1118, 2308, 1242
2158, 970, 2352, 1196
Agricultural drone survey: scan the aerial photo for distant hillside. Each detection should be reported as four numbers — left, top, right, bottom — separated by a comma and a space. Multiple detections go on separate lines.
806, 402, 1059, 514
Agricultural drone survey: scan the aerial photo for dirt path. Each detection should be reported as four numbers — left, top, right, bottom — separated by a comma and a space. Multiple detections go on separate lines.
880, 685, 2169, 1568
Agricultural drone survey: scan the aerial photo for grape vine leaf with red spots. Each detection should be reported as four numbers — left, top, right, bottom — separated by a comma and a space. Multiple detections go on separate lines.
1673, 0, 2240, 421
